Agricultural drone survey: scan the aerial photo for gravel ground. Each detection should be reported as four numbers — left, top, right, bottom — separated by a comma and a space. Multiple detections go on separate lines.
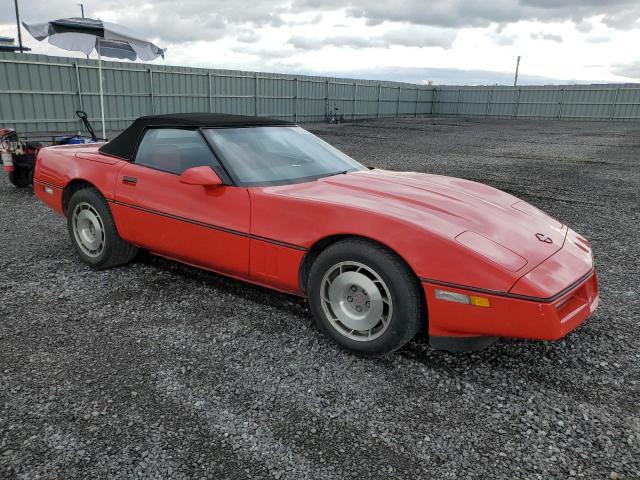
1, 117, 638, 479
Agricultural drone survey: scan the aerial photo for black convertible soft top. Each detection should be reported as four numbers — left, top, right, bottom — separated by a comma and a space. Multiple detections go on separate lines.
99, 112, 294, 161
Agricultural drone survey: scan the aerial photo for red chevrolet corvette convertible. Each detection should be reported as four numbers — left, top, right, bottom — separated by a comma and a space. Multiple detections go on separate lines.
33, 113, 598, 355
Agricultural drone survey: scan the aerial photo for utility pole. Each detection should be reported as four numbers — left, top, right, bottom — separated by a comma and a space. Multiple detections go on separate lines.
513, 55, 521, 86
14, 0, 24, 53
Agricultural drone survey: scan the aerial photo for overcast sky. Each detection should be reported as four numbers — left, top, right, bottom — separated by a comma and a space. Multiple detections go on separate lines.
2, 0, 639, 85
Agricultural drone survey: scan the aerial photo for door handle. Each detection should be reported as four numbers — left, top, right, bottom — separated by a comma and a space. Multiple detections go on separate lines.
122, 176, 137, 185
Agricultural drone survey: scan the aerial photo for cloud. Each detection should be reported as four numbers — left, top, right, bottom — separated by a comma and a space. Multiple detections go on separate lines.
599, 7, 640, 29
494, 23, 508, 34
289, 35, 370, 50
119, 10, 227, 43
382, 26, 456, 48
338, 0, 640, 31
491, 34, 518, 46
232, 45, 297, 60
0, 0, 640, 43
289, 25, 456, 50
5, 0, 639, 55
236, 29, 260, 43
585, 35, 611, 44
574, 19, 594, 33
530, 32, 563, 42
611, 61, 640, 79
285, 13, 323, 26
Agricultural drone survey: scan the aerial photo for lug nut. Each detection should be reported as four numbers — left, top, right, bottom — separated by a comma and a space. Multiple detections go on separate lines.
350, 285, 357, 292
347, 296, 353, 302
356, 306, 362, 312
365, 301, 370, 307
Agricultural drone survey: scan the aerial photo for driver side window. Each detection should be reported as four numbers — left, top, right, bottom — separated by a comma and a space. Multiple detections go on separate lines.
135, 128, 220, 175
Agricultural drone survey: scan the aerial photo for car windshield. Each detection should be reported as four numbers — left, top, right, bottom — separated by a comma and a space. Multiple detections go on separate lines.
203, 126, 366, 185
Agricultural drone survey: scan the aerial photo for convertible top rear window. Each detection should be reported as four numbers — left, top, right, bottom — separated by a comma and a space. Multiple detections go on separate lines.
204, 126, 365, 186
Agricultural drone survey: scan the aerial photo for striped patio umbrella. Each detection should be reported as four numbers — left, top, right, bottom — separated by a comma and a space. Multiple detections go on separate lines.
23, 17, 166, 138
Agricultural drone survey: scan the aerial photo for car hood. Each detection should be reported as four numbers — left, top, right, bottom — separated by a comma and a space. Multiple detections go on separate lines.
274, 169, 567, 274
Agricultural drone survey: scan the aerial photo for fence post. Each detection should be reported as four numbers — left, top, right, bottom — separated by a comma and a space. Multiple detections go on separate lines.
377, 84, 381, 118
486, 88, 492, 117
254, 73, 258, 116
558, 88, 565, 119
513, 88, 521, 117
74, 62, 83, 114
414, 88, 419, 117
431, 88, 437, 115
456, 88, 462, 117
610, 87, 620, 120
326, 79, 330, 120
148, 68, 155, 115
294, 77, 299, 122
396, 86, 401, 117
353, 81, 357, 120
207, 73, 212, 113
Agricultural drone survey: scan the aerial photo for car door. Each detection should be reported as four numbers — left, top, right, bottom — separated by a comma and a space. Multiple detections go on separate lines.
111, 128, 250, 278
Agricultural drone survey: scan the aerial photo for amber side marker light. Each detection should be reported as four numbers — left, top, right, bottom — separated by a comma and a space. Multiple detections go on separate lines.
435, 289, 491, 308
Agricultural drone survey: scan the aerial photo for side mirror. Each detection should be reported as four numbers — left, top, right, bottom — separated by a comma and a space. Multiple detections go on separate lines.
179, 166, 223, 187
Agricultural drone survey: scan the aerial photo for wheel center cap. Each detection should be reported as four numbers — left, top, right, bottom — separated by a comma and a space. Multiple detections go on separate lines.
354, 293, 366, 305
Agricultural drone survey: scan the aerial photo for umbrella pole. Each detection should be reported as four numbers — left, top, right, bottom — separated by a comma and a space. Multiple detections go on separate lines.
97, 39, 106, 139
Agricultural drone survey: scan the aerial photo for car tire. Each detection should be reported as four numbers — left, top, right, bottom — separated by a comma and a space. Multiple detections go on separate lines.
307, 238, 424, 356
67, 187, 138, 269
8, 166, 33, 188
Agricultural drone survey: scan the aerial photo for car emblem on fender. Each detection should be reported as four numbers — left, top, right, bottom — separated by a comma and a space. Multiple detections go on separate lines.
535, 233, 553, 243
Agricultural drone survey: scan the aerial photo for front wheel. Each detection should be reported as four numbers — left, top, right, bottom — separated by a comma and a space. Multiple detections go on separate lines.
307, 238, 424, 356
67, 187, 138, 269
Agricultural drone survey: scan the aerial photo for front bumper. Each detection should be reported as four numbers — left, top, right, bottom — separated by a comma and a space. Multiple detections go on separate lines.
423, 270, 598, 341
424, 227, 598, 343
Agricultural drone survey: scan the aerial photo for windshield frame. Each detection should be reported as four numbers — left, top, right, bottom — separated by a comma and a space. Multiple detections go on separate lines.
199, 125, 366, 187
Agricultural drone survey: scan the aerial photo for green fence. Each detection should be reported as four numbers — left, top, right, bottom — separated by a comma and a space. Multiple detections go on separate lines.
0, 52, 433, 135
432, 85, 640, 120
1, 52, 639, 136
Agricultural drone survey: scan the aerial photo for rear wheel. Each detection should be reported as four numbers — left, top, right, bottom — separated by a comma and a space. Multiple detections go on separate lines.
67, 187, 138, 269
7, 166, 33, 188
308, 238, 424, 356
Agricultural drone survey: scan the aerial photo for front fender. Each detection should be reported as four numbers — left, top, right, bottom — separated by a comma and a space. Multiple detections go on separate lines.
249, 187, 519, 293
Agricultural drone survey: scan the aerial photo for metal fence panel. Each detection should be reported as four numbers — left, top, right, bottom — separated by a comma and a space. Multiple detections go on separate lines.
615, 88, 640, 119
